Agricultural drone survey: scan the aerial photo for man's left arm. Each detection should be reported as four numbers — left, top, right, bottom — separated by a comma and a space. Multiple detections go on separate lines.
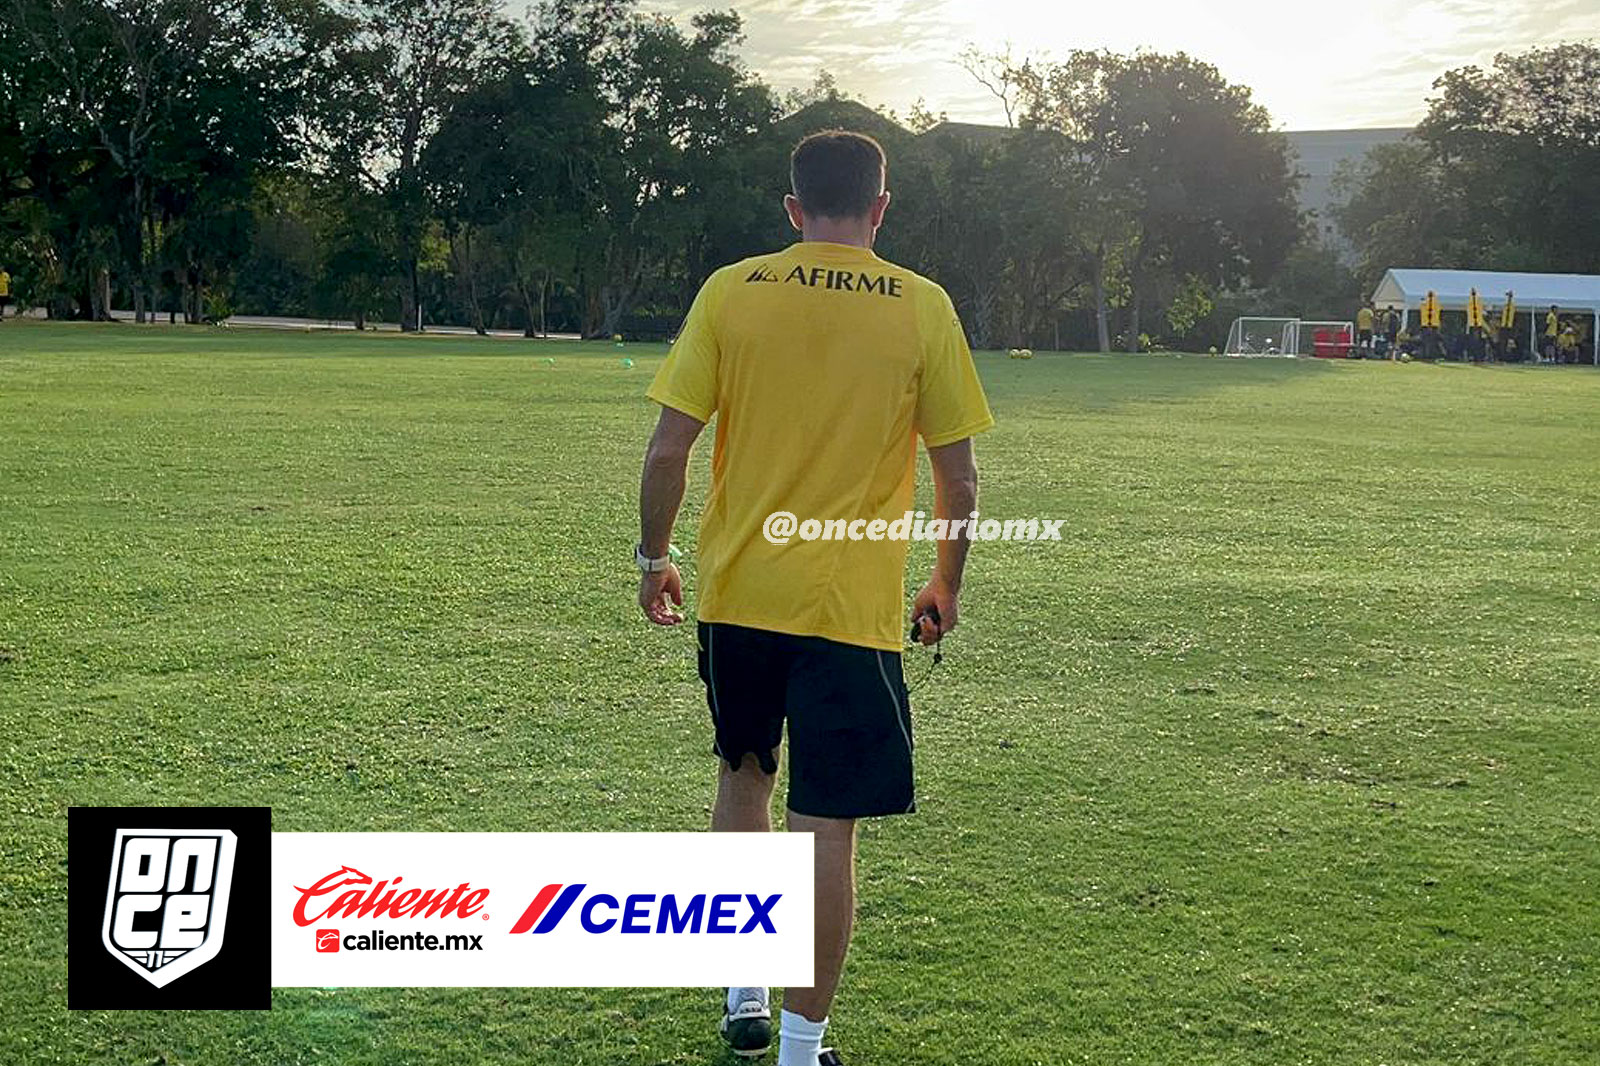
637, 406, 706, 625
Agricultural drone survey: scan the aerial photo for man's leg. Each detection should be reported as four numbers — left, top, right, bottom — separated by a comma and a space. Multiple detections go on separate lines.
777, 812, 856, 1066
716, 751, 779, 1057
713, 750, 778, 832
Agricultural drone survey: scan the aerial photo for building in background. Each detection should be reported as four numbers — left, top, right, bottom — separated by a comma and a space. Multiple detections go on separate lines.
1284, 128, 1410, 258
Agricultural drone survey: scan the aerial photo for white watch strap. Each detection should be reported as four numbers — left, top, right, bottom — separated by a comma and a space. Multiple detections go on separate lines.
635, 544, 673, 572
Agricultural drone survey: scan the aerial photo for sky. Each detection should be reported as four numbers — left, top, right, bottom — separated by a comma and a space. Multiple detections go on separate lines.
634, 0, 1600, 130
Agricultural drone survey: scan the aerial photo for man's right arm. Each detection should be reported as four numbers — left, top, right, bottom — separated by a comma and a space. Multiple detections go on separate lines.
912, 437, 978, 644
910, 284, 994, 644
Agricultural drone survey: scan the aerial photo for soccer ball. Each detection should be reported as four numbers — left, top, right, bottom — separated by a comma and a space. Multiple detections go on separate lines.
1399, 353, 1412, 363
1208, 346, 1218, 356
1008, 348, 1021, 359
1018, 348, 1033, 360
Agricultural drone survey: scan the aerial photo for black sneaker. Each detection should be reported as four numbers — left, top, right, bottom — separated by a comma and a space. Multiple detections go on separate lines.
818, 1049, 845, 1066
719, 989, 773, 1058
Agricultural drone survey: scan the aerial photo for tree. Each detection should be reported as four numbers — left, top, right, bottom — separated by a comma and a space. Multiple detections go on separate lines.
1337, 44, 1600, 283
4, 0, 316, 321
1331, 141, 1458, 289
312, 0, 523, 330
1014, 49, 1301, 350
582, 8, 776, 338
422, 54, 613, 335
780, 69, 851, 113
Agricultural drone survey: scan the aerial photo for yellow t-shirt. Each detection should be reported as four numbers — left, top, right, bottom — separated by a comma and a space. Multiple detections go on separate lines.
0, 271, 11, 297
1546, 312, 1560, 337
647, 241, 995, 652
1356, 308, 1374, 330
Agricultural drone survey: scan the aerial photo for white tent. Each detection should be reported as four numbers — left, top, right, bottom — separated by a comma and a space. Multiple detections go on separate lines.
1371, 268, 1600, 364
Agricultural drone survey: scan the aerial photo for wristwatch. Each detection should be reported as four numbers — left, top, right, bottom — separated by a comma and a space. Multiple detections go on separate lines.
635, 543, 675, 573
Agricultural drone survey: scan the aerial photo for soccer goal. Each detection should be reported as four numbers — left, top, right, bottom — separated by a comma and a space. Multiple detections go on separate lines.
1294, 320, 1356, 357
1224, 317, 1298, 357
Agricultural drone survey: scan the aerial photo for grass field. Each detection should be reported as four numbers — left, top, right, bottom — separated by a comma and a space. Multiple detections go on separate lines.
2, 320, 1596, 1065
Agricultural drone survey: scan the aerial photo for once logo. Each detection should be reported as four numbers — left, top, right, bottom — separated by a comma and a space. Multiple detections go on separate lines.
510, 883, 781, 935
315, 929, 341, 952
292, 866, 490, 926
100, 829, 237, 988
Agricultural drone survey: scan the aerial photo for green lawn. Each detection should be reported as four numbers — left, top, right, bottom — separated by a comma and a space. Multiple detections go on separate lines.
1, 320, 1595, 1065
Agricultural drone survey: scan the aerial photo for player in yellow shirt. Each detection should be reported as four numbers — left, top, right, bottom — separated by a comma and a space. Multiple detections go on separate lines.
1558, 322, 1578, 363
1545, 306, 1561, 362
1498, 292, 1516, 360
1466, 289, 1485, 362
1421, 290, 1442, 358
1356, 303, 1375, 356
0, 267, 12, 321
636, 130, 993, 1066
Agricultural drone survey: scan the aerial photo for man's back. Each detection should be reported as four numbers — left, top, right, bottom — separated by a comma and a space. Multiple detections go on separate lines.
648, 240, 991, 652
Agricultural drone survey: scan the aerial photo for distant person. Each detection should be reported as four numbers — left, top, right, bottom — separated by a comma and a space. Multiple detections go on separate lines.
1356, 302, 1375, 354
0, 266, 11, 320
1466, 288, 1486, 362
636, 129, 993, 1066
1558, 322, 1578, 364
1380, 306, 1399, 360
1544, 305, 1561, 362
1421, 290, 1442, 358
1498, 292, 1516, 360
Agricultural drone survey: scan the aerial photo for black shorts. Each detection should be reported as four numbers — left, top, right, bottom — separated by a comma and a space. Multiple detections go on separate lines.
697, 621, 915, 819
1358, 328, 1373, 344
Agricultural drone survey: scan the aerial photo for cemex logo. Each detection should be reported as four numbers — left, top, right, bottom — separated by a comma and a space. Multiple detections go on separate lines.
510, 883, 781, 935
291, 866, 490, 926
69, 807, 271, 1009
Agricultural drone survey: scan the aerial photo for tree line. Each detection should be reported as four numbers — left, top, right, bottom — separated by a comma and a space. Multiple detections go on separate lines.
2, 1, 1594, 349
1333, 44, 1600, 291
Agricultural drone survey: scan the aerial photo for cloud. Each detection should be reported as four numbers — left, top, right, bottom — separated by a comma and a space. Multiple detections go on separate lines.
638, 0, 1600, 128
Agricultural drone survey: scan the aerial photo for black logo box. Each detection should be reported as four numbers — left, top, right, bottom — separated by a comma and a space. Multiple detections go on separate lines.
68, 807, 272, 1010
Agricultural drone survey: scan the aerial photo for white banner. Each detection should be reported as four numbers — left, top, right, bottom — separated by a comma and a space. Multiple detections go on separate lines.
270, 833, 814, 987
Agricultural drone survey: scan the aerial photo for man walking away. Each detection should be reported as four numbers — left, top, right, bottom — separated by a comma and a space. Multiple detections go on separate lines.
1356, 302, 1374, 356
635, 130, 994, 1065
0, 265, 12, 320
1545, 305, 1561, 363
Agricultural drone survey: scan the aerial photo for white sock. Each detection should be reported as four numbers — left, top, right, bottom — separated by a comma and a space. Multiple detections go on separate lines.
777, 1009, 828, 1066
726, 985, 769, 1014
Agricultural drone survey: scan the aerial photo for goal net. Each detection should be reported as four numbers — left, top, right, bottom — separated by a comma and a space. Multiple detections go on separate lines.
1295, 320, 1356, 357
1224, 317, 1298, 357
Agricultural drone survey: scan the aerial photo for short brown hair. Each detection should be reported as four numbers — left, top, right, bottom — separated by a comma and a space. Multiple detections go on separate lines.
790, 130, 886, 219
